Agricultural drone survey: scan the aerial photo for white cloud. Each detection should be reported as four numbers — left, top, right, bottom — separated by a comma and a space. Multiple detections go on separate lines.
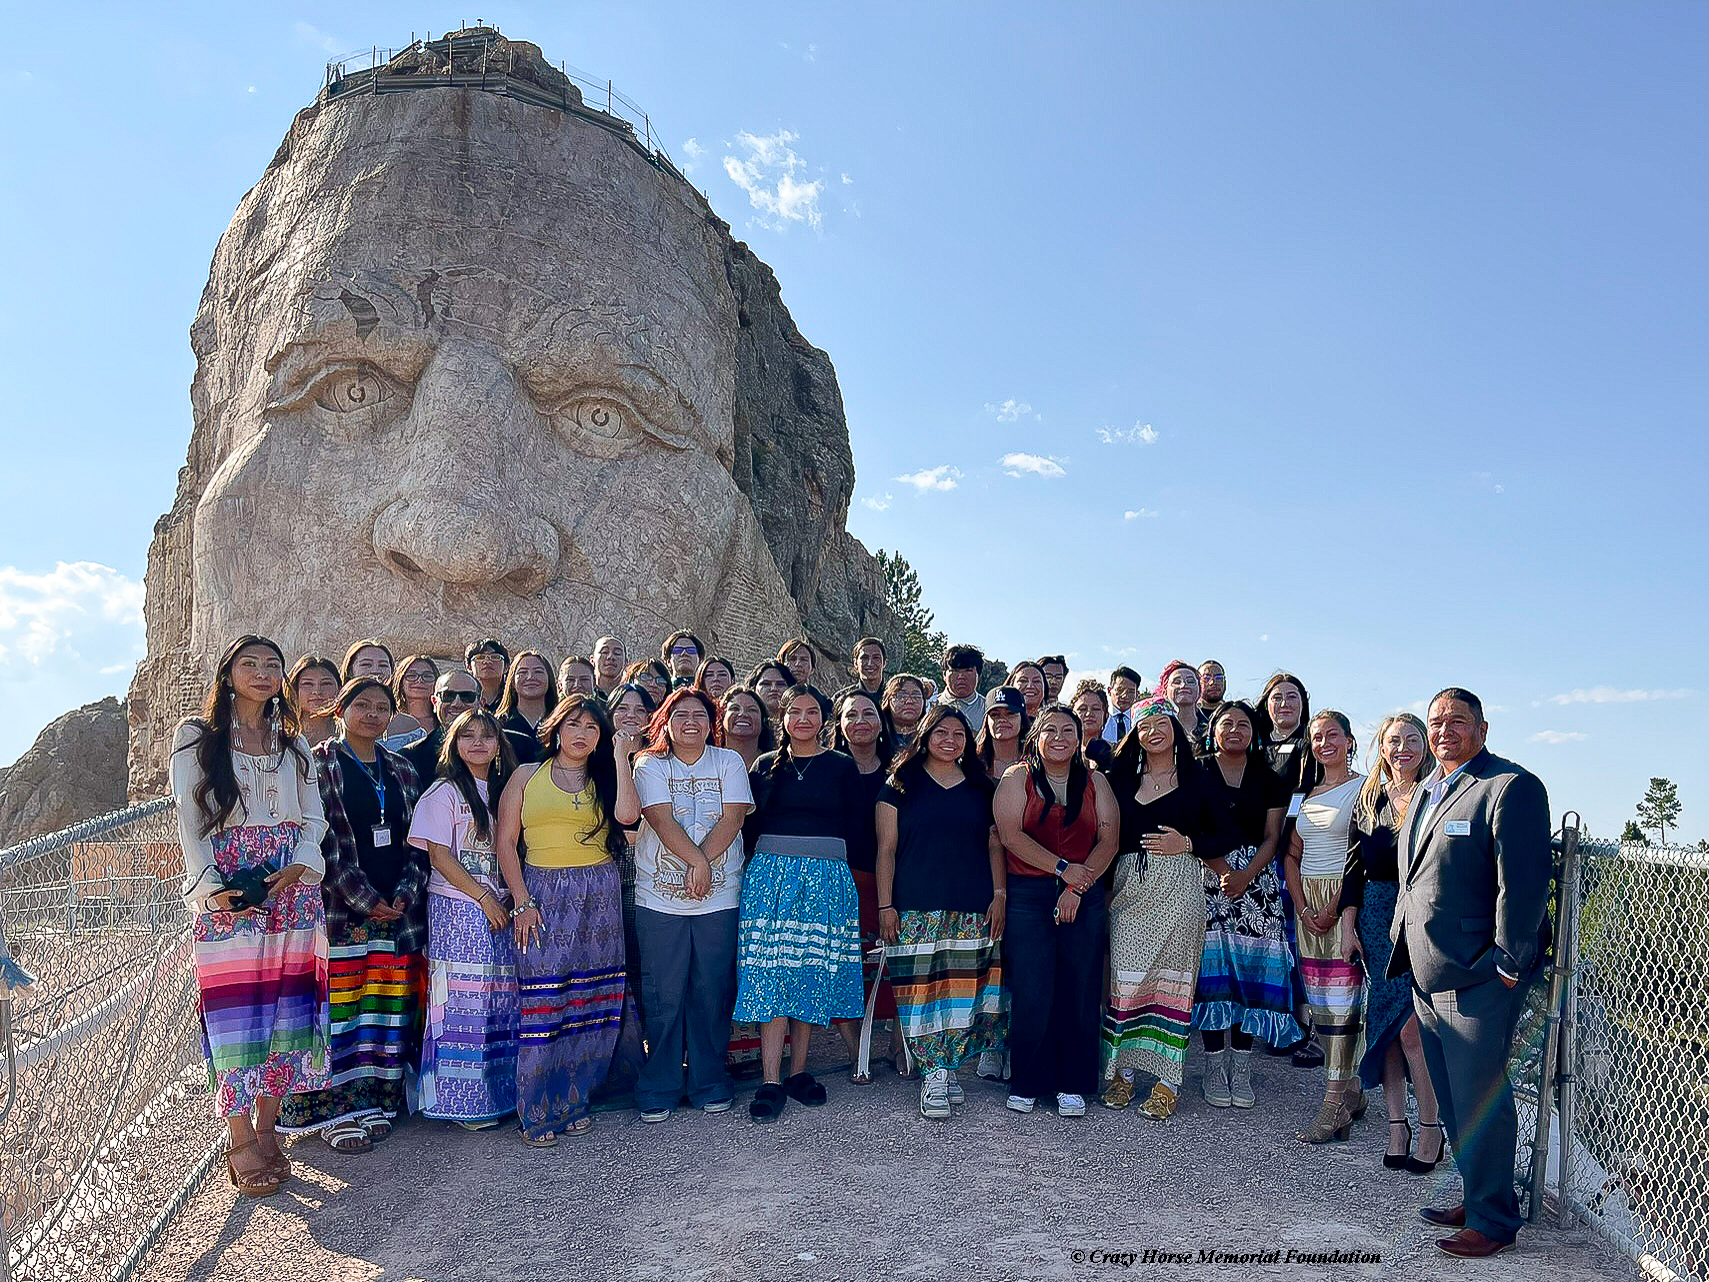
895, 466, 961, 493
1547, 687, 1696, 706
1097, 421, 1159, 446
1529, 730, 1588, 745
860, 493, 893, 511
1002, 453, 1066, 479
247, 85, 257, 94
985, 399, 1034, 422
1258, 634, 1270, 642
1123, 508, 1158, 521
292, 22, 344, 55
0, 562, 145, 767
681, 138, 706, 173
805, 43, 818, 62
723, 129, 824, 230
841, 173, 854, 185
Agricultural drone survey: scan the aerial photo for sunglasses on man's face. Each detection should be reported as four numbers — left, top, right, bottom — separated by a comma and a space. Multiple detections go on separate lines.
438, 690, 480, 705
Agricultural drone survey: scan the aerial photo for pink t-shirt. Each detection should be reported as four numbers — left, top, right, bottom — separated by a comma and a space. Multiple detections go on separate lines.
407, 778, 506, 905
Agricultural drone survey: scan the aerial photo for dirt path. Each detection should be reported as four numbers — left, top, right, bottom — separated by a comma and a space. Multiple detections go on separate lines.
137, 1046, 1629, 1282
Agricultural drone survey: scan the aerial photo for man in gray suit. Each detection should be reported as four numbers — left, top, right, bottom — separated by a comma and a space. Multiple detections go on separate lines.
1389, 688, 1552, 1259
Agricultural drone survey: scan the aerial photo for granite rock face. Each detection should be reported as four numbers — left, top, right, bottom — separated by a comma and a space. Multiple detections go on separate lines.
128, 32, 897, 795
0, 698, 129, 847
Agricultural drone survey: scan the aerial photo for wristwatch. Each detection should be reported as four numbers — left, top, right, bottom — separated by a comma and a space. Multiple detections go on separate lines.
1054, 857, 1071, 878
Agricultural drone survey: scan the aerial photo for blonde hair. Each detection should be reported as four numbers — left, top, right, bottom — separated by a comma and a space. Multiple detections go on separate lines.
1356, 712, 1435, 825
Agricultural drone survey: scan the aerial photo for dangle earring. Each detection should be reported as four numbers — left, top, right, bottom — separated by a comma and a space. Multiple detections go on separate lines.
268, 694, 283, 752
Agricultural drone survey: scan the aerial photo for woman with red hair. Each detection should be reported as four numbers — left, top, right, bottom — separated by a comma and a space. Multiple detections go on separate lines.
629, 688, 754, 1121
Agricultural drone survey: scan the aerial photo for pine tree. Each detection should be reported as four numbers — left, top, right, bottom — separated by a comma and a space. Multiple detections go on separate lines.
1635, 777, 1682, 845
875, 550, 947, 679
1620, 820, 1647, 844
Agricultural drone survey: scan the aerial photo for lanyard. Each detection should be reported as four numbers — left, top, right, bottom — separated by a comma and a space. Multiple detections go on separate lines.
342, 745, 388, 816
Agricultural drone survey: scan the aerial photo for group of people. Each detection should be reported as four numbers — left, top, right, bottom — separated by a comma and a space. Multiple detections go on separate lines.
173, 629, 1552, 1261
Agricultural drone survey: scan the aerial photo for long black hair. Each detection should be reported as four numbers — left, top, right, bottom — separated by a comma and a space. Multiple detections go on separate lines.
719, 686, 776, 755
176, 635, 308, 838
495, 649, 560, 720
975, 689, 1031, 776
1108, 703, 1200, 794
435, 708, 517, 845
830, 688, 894, 771
1253, 671, 1311, 748
1020, 702, 1090, 828
535, 693, 624, 858
765, 684, 828, 783
887, 705, 991, 800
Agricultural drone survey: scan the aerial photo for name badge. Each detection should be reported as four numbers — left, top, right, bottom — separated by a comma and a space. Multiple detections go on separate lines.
1444, 821, 1472, 837
372, 825, 393, 848
1286, 794, 1305, 819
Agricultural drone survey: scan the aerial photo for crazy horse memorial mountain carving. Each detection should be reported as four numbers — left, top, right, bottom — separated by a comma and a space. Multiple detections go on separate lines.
127, 29, 898, 795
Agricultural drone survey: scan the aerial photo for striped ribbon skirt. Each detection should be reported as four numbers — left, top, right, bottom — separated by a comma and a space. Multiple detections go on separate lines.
514, 862, 627, 1138
420, 886, 520, 1124
732, 850, 864, 1026
889, 909, 1006, 1073
193, 823, 329, 1117
1296, 874, 1365, 1083
1191, 844, 1304, 1048
278, 918, 425, 1132
1100, 851, 1207, 1088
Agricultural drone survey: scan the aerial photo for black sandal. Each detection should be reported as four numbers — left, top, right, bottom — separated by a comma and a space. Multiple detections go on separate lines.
783, 1072, 827, 1107
749, 1082, 786, 1123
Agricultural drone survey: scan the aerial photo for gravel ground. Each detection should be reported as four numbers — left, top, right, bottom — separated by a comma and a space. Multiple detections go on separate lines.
136, 1044, 1632, 1282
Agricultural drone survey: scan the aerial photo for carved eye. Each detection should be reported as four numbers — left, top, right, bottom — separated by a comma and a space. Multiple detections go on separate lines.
558, 396, 633, 443
314, 368, 395, 413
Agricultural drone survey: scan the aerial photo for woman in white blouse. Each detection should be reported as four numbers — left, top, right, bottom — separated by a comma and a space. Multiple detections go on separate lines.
171, 635, 329, 1199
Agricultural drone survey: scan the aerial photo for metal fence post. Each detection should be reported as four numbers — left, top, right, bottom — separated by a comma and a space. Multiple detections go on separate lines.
1554, 815, 1584, 1228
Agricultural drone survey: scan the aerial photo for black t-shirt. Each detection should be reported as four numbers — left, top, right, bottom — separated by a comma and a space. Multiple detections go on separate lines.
879, 774, 995, 913
339, 746, 410, 899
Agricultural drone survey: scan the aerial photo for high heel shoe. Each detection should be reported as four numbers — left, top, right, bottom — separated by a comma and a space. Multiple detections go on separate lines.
1296, 1096, 1352, 1143
1384, 1119, 1412, 1169
1407, 1121, 1447, 1174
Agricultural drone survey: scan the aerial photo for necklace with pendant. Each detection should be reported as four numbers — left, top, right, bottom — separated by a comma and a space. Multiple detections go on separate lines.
790, 753, 817, 783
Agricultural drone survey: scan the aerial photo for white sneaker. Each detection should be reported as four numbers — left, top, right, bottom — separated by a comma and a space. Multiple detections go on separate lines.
977, 1050, 1006, 1081
1006, 1094, 1036, 1113
1056, 1093, 1087, 1117
946, 1070, 964, 1106
920, 1069, 951, 1120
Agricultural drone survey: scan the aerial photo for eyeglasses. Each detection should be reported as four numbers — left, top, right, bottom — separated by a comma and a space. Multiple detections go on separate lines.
670, 645, 699, 656
438, 690, 480, 704
403, 672, 436, 684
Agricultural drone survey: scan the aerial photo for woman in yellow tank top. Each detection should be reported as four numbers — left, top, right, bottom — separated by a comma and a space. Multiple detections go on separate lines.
496, 694, 641, 1144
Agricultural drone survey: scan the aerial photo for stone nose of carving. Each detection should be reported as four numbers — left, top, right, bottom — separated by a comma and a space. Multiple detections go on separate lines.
370, 338, 562, 594
373, 494, 559, 593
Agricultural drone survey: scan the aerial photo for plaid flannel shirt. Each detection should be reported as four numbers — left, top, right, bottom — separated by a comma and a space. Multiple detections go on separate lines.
314, 738, 427, 953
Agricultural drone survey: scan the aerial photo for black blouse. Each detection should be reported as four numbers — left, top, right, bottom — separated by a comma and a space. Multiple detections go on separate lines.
1106, 758, 1236, 865
1341, 786, 1402, 912
747, 749, 864, 852
1203, 755, 1290, 850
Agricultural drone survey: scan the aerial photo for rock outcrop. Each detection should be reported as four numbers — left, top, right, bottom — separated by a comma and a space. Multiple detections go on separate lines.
0, 698, 129, 847
128, 29, 898, 795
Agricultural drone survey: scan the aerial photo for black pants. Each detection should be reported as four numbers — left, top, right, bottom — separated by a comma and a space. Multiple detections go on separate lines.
1413, 969, 1535, 1242
1004, 876, 1108, 1100
634, 907, 738, 1110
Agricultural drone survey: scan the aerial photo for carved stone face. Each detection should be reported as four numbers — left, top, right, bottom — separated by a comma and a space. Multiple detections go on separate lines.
188, 90, 798, 664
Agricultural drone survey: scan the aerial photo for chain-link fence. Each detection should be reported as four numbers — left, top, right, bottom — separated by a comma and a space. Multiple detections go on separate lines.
0, 798, 221, 1282
1517, 820, 1709, 1281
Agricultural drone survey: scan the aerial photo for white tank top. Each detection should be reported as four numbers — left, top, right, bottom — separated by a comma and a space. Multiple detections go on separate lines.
1297, 776, 1362, 878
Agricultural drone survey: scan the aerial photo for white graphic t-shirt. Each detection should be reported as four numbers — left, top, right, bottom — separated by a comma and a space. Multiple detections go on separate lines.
631, 746, 754, 916
408, 778, 504, 905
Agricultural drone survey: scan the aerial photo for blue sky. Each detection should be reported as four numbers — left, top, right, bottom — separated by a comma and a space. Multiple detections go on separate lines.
1, 4, 1703, 842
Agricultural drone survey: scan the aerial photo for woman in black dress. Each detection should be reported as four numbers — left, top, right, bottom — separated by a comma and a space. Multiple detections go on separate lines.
1342, 712, 1445, 1171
